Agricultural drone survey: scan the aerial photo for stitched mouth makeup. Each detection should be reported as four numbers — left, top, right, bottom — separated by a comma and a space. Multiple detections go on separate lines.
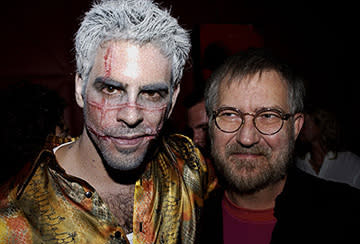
88, 125, 157, 149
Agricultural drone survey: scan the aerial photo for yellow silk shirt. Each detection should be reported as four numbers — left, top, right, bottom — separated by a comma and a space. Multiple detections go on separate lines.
0, 134, 217, 243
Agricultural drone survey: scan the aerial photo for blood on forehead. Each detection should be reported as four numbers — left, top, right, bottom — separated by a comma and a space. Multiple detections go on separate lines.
104, 46, 113, 78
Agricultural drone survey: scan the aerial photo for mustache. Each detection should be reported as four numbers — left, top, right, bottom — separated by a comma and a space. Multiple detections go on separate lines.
225, 143, 271, 157
105, 127, 158, 136
88, 125, 159, 138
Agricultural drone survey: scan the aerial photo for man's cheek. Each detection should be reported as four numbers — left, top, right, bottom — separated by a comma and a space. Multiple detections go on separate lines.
84, 96, 168, 134
145, 111, 164, 132
86, 99, 117, 129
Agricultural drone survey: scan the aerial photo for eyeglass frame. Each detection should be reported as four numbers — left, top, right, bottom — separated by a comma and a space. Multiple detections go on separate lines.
212, 106, 294, 135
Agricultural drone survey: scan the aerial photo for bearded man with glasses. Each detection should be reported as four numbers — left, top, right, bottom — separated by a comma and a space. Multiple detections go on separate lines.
200, 48, 360, 244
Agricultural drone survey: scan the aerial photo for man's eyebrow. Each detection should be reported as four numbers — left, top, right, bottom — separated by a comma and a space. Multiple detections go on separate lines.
140, 83, 169, 93
94, 77, 127, 89
255, 106, 287, 113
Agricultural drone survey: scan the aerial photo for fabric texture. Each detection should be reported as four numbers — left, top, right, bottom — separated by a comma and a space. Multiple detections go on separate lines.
0, 134, 216, 244
200, 166, 360, 244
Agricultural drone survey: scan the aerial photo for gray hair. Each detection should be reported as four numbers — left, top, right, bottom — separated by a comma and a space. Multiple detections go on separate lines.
75, 0, 191, 91
205, 48, 305, 120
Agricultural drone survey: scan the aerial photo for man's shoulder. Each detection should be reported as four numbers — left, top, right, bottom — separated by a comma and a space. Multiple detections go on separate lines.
0, 150, 57, 227
166, 134, 197, 151
281, 167, 360, 210
273, 167, 360, 243
0, 149, 57, 202
288, 166, 360, 191
164, 133, 214, 175
164, 134, 202, 166
161, 134, 217, 196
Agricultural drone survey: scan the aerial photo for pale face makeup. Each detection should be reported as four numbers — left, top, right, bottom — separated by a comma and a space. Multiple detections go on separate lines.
76, 41, 175, 170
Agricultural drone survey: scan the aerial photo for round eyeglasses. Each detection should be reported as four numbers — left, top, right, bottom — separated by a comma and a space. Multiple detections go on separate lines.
212, 107, 294, 135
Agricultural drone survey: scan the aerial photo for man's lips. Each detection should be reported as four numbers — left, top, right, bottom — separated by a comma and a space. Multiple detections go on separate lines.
87, 126, 156, 147
108, 135, 155, 147
230, 153, 264, 160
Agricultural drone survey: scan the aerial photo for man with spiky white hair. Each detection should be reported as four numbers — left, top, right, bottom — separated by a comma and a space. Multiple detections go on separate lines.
0, 1, 216, 243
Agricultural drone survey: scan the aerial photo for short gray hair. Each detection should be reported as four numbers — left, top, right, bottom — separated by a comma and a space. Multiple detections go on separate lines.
205, 48, 305, 120
75, 0, 190, 90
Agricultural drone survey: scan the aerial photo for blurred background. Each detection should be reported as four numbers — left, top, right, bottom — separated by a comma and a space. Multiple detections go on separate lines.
1, 0, 359, 154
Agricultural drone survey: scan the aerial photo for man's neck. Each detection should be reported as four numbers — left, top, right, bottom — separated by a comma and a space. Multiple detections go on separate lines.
55, 128, 133, 189
55, 128, 136, 233
225, 178, 286, 210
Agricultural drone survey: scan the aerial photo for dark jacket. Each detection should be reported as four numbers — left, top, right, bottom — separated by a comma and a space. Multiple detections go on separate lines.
200, 167, 360, 244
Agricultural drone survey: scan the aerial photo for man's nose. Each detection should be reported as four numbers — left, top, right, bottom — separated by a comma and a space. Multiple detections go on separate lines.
116, 104, 143, 127
235, 116, 260, 147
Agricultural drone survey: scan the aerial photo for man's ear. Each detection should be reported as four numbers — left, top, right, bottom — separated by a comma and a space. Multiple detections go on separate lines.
293, 113, 304, 140
167, 85, 180, 118
75, 74, 85, 108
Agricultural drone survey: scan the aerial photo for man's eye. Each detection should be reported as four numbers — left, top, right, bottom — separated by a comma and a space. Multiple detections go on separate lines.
219, 111, 238, 118
261, 113, 274, 118
256, 112, 282, 124
259, 112, 280, 119
142, 91, 162, 102
103, 85, 118, 94
200, 125, 209, 131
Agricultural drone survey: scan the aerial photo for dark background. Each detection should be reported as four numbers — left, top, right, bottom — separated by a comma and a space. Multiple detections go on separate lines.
1, 0, 359, 154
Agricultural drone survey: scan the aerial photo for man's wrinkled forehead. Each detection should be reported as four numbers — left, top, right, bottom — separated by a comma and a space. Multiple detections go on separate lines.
218, 70, 289, 106
221, 70, 287, 90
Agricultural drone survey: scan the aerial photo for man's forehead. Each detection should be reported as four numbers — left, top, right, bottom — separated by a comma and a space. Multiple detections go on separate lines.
189, 101, 205, 113
219, 70, 289, 109
88, 40, 172, 88
221, 70, 286, 89
96, 40, 169, 65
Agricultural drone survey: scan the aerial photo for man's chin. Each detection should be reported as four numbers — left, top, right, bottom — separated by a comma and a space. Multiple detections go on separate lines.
102, 148, 147, 171
100, 150, 150, 184
92, 132, 160, 177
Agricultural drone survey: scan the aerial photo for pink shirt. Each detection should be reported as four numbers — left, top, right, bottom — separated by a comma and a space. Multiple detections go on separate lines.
222, 193, 277, 244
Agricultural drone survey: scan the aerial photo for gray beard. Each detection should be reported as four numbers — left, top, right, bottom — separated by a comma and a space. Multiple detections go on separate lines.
83, 104, 152, 171
100, 144, 146, 171
211, 133, 295, 195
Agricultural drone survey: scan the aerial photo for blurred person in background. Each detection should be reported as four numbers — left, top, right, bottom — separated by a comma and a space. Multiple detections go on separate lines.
0, 81, 71, 185
295, 104, 360, 189
184, 92, 210, 154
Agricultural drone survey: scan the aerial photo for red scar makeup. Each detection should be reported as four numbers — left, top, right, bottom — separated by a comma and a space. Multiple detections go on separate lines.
86, 98, 167, 132
87, 100, 168, 112
104, 46, 113, 78
80, 41, 173, 168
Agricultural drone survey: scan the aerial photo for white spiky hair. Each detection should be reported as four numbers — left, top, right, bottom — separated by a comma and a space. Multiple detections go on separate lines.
75, 0, 191, 90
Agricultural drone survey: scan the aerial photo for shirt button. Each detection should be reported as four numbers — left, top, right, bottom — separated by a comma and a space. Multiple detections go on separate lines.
115, 231, 122, 239
85, 191, 92, 198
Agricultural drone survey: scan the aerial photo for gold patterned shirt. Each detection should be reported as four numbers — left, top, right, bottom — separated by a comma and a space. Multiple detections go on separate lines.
0, 134, 217, 243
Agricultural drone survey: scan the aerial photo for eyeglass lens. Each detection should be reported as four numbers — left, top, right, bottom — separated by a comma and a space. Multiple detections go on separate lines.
215, 109, 285, 135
